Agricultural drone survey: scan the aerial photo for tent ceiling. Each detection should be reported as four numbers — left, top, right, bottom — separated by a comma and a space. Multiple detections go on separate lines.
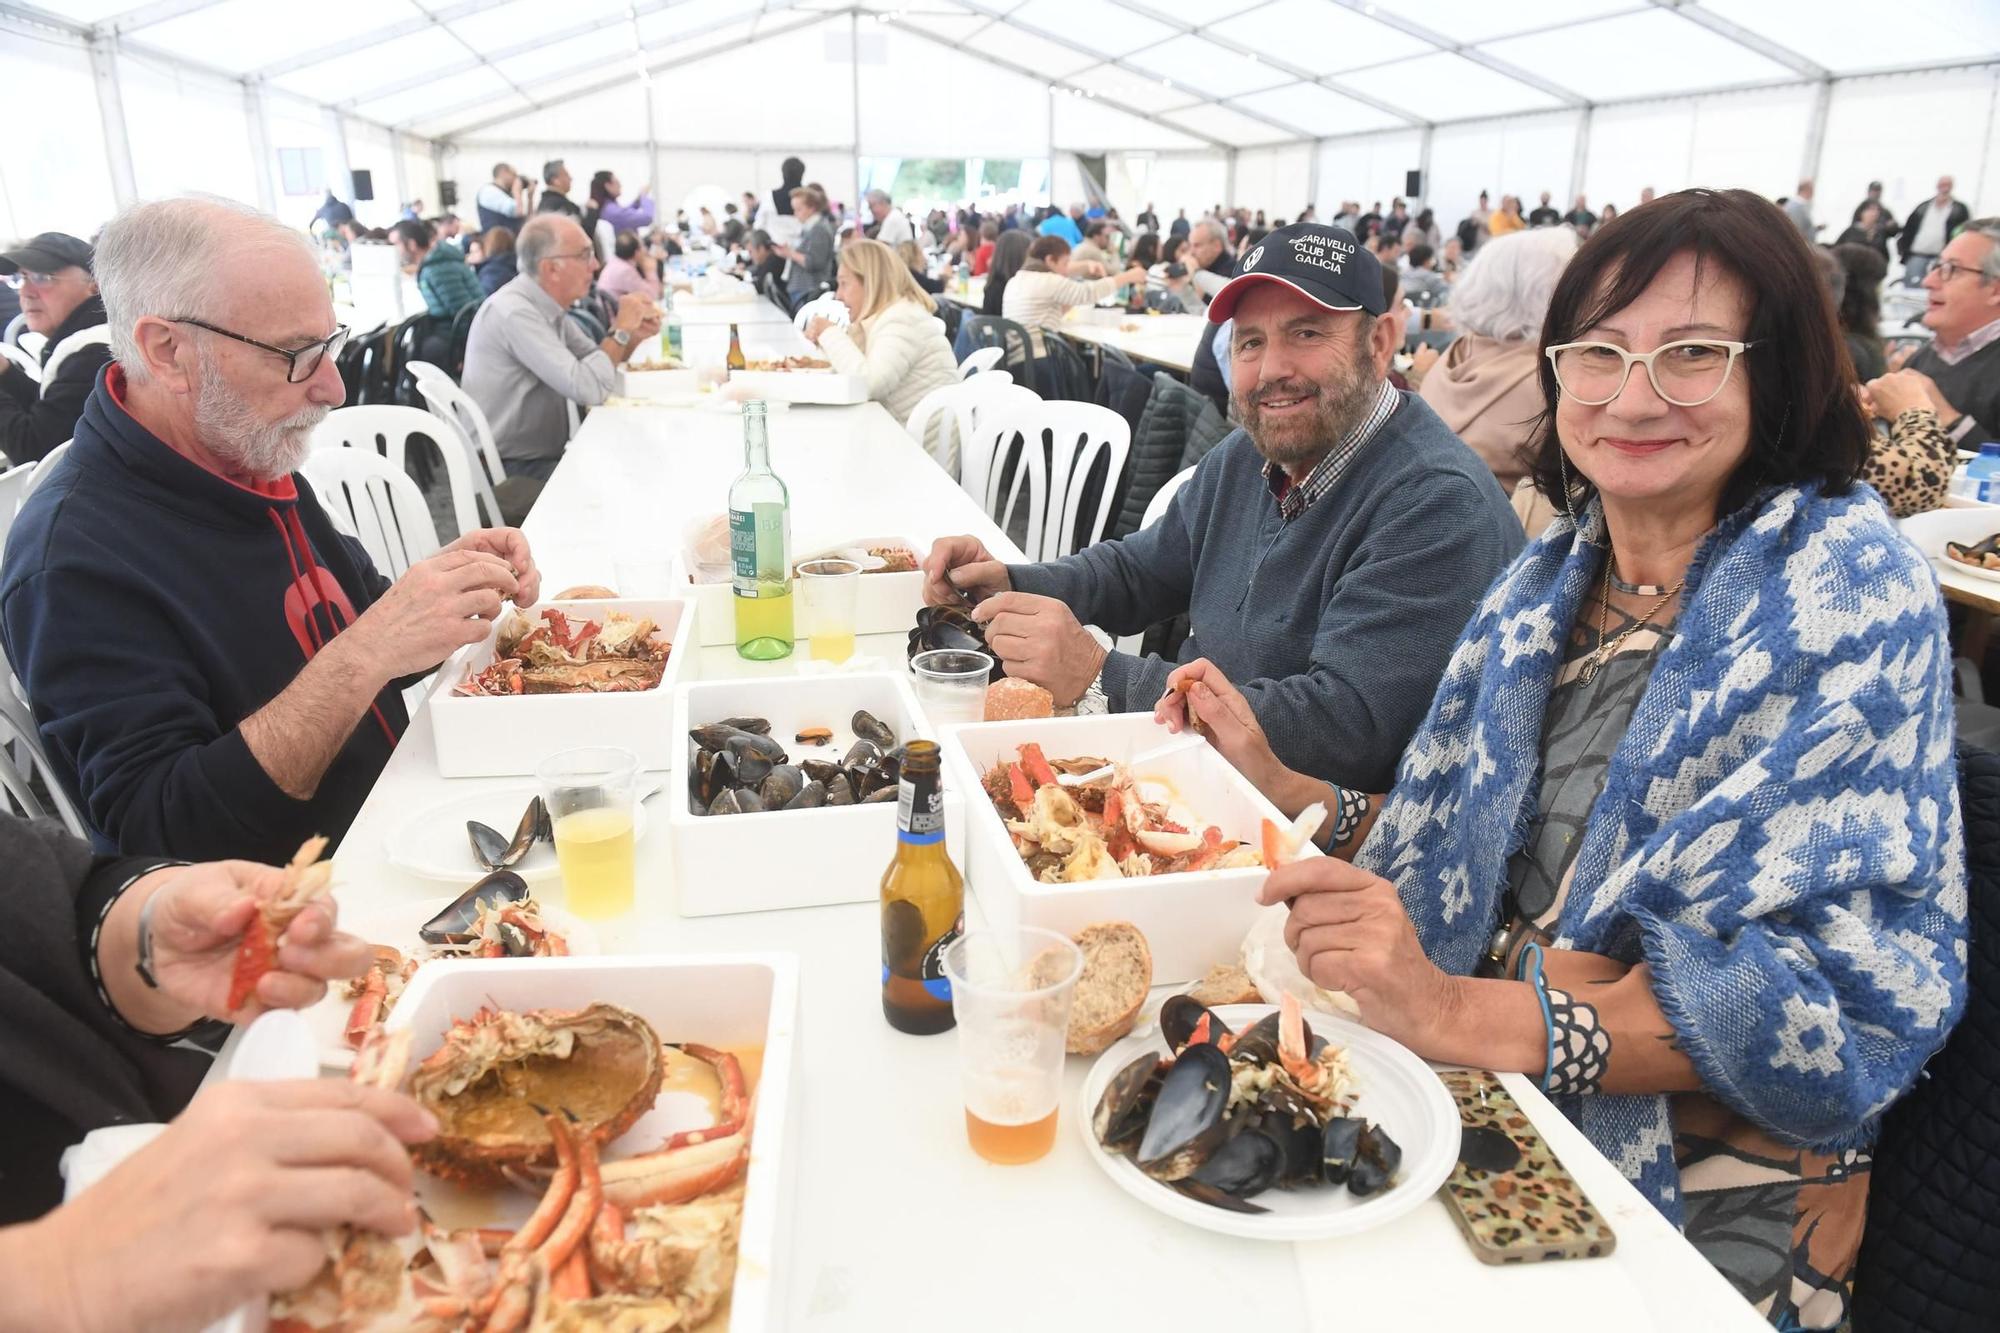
12, 0, 2000, 146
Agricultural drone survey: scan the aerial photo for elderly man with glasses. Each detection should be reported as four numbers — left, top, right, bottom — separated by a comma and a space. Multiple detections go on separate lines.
1865, 216, 2000, 449
461, 214, 660, 483
0, 232, 112, 466
0, 195, 540, 863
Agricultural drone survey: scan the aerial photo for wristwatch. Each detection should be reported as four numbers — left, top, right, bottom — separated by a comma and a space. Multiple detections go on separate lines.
612, 328, 633, 347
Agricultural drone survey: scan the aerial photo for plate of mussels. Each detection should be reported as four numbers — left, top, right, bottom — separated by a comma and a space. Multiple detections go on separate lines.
1078, 997, 1458, 1241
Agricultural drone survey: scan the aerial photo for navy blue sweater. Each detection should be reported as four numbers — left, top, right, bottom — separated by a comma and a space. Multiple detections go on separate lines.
1010, 393, 1523, 793
0, 368, 407, 862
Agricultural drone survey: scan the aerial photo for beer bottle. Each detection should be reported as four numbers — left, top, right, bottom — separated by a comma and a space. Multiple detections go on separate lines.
881, 740, 963, 1035
726, 322, 748, 371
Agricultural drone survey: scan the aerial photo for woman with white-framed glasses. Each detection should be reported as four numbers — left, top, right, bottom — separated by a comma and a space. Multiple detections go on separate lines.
1154, 189, 1964, 1328
0, 231, 112, 466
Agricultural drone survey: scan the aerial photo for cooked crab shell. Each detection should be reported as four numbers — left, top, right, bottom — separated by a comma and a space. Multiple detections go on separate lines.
408, 1002, 664, 1188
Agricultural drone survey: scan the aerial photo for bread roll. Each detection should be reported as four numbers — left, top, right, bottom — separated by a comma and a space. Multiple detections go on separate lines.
1065, 922, 1153, 1055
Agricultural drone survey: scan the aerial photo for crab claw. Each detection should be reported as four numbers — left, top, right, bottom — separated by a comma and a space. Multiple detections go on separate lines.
1019, 743, 1059, 788
598, 1128, 749, 1211
1008, 763, 1035, 809
1260, 802, 1328, 866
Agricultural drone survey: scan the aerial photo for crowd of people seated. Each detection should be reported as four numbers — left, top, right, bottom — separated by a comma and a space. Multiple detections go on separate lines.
1, 144, 1997, 1329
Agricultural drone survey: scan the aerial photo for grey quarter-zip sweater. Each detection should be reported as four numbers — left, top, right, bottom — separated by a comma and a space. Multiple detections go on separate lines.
1008, 391, 1524, 792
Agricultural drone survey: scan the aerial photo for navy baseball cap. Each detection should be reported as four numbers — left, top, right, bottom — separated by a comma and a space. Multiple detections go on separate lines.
1205, 222, 1385, 324
0, 232, 92, 276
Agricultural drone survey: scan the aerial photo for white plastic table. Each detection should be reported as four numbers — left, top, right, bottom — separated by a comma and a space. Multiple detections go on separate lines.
317, 401, 1766, 1332
1056, 308, 1209, 374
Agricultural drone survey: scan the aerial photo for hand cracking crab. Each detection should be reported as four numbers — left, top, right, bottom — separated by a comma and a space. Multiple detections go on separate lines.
269, 1005, 753, 1332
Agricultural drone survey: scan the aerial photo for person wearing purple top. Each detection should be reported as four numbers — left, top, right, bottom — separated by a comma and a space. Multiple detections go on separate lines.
589, 171, 656, 233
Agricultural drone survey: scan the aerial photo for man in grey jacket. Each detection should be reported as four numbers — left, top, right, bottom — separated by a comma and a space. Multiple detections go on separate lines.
461, 214, 659, 481
922, 222, 1523, 792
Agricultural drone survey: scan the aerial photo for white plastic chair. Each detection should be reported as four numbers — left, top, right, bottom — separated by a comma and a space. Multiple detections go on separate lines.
312, 404, 478, 539
904, 371, 1020, 481
18, 440, 70, 507
958, 346, 1004, 378
0, 460, 34, 549
0, 706, 87, 838
301, 445, 441, 580
408, 361, 507, 528
989, 400, 1131, 562
0, 342, 38, 383
1114, 466, 1197, 655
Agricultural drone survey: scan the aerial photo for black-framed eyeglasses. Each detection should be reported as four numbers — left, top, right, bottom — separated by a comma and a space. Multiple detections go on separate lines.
169, 317, 350, 384
1930, 259, 1993, 285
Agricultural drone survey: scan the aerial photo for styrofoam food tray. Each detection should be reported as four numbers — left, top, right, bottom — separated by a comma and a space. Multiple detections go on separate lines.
618, 365, 698, 398
1077, 1003, 1458, 1241
680, 534, 925, 648
940, 714, 1321, 984
382, 953, 800, 1333
669, 672, 966, 915
427, 598, 692, 777
727, 367, 868, 405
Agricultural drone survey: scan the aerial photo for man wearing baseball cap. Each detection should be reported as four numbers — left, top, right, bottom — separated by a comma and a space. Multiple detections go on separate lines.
920, 222, 1522, 793
0, 232, 112, 466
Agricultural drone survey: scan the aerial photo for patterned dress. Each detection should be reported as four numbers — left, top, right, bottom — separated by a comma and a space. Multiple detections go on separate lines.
1492, 589, 1868, 1328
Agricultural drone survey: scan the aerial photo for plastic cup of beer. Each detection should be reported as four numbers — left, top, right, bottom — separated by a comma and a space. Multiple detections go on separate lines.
941, 926, 1083, 1165
910, 649, 993, 728
535, 746, 638, 920
797, 557, 861, 663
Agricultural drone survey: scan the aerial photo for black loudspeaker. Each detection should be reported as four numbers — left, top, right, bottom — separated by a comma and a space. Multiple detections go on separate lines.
351, 169, 374, 201
1405, 169, 1422, 198
439, 179, 458, 207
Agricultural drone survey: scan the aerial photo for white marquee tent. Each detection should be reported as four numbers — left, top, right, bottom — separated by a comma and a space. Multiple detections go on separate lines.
6, 0, 2000, 242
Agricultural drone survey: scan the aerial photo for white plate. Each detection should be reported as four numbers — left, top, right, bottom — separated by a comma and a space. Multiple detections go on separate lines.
302, 896, 598, 1068
1076, 1003, 1458, 1241
386, 785, 653, 884
1936, 553, 2000, 585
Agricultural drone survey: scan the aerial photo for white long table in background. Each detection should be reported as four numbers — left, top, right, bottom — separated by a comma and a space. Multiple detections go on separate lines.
317, 399, 1765, 1331
1059, 307, 1209, 374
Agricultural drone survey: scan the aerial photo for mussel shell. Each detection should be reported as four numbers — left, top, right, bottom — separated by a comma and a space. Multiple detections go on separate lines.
784, 780, 828, 810
801, 758, 844, 785
1254, 1108, 1324, 1187
708, 787, 765, 816
733, 750, 774, 787
1348, 1123, 1403, 1198
420, 870, 531, 944
690, 722, 750, 751
878, 744, 907, 788
1459, 1124, 1521, 1175
1321, 1116, 1365, 1187
1227, 1011, 1283, 1066
1190, 1126, 1283, 1200
717, 729, 787, 763
847, 764, 885, 798
862, 785, 898, 804
1160, 994, 1231, 1054
1171, 1178, 1272, 1215
826, 774, 856, 806
1137, 1042, 1232, 1181
908, 605, 1005, 681
842, 738, 882, 771
1092, 1055, 1163, 1156
850, 709, 896, 749
496, 921, 533, 957
760, 765, 805, 807
719, 716, 772, 735
466, 819, 515, 871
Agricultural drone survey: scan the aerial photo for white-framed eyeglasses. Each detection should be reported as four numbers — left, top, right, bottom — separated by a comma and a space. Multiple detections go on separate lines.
1545, 338, 1759, 408
3, 270, 61, 289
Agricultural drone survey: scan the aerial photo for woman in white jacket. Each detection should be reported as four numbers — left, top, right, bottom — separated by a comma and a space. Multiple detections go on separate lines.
804, 238, 960, 431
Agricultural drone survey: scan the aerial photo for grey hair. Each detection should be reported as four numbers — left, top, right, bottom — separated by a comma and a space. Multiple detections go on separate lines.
516, 213, 577, 283
1966, 217, 2000, 280
95, 194, 314, 382
1192, 218, 1228, 246
1445, 225, 1578, 342
864, 188, 891, 207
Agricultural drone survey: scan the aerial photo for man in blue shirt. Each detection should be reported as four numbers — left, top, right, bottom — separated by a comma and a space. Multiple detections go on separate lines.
1037, 203, 1085, 246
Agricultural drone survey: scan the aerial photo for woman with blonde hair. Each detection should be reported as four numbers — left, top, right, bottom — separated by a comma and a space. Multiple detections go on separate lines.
804, 238, 960, 439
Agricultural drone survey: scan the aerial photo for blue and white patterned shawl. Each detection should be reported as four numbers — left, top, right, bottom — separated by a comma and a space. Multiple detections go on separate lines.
1355, 483, 1968, 1222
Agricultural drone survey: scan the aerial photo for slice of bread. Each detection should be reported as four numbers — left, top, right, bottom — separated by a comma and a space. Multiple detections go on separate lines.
1066, 922, 1153, 1055
1187, 963, 1261, 1009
